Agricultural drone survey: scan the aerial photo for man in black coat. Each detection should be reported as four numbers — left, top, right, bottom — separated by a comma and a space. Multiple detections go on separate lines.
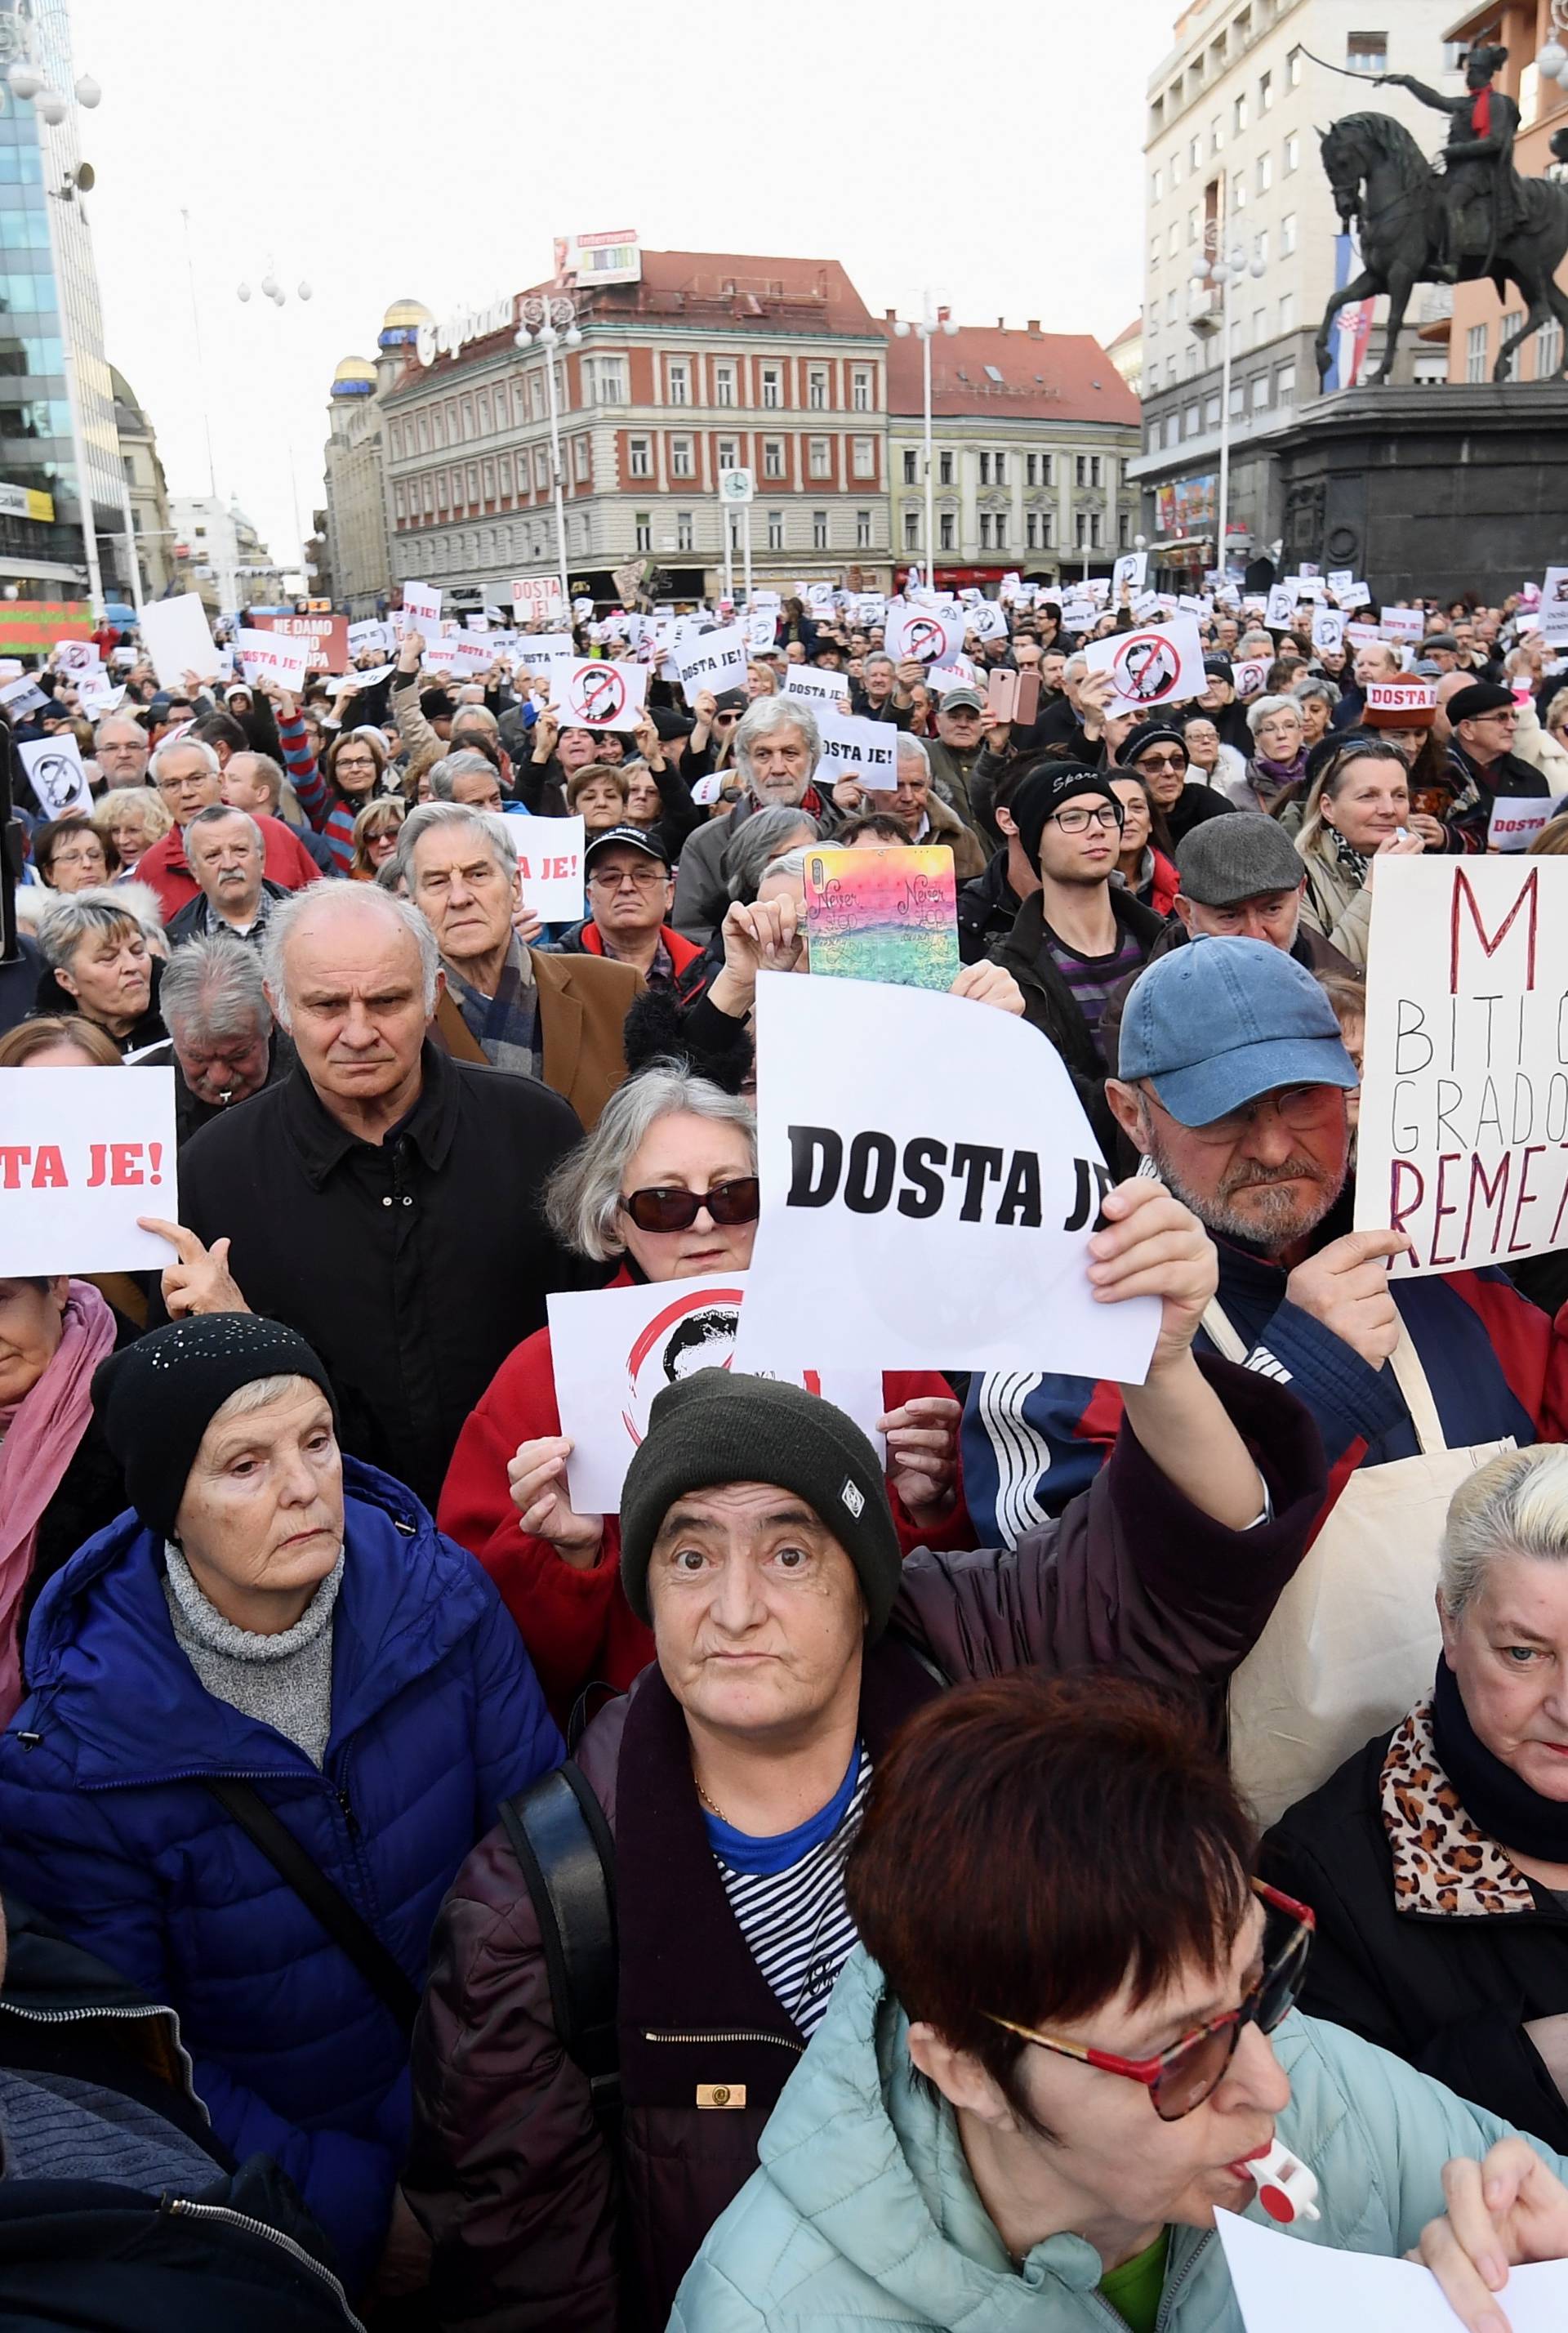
145, 884, 586, 1510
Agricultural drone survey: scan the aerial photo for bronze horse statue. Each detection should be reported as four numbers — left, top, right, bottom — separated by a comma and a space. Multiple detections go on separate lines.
1314, 110, 1568, 386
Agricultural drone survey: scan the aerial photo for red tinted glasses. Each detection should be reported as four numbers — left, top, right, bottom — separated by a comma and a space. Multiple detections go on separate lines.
620, 1178, 761, 1234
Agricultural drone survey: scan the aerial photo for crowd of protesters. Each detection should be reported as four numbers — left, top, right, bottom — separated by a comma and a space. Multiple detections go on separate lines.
1, 561, 1568, 2332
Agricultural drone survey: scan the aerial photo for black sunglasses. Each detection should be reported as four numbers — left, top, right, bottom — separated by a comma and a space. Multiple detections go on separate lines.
621, 1177, 760, 1233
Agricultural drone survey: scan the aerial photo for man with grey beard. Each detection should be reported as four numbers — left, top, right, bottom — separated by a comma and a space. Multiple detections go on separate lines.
956, 937, 1567, 1541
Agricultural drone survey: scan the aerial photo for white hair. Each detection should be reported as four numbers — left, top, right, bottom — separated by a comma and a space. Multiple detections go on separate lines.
543, 1067, 755, 1261
394, 799, 516, 889
260, 882, 440, 1030
896, 733, 931, 774
149, 736, 220, 786
1440, 1444, 1568, 1621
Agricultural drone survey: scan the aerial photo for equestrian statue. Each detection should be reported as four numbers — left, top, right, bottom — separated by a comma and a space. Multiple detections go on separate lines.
1313, 40, 1568, 386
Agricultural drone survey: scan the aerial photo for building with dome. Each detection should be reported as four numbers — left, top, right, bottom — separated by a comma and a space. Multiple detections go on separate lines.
323, 304, 430, 613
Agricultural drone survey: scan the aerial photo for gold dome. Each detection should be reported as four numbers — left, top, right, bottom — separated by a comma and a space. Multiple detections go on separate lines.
381, 299, 433, 329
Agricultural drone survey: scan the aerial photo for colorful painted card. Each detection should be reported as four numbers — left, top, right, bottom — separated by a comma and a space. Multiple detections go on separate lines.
802, 845, 959, 993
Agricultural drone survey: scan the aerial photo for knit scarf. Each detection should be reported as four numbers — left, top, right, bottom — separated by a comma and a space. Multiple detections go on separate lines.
1430, 1655, 1568, 1864
0, 1283, 116, 1725
1328, 827, 1371, 885
1252, 747, 1309, 793
446, 937, 541, 1078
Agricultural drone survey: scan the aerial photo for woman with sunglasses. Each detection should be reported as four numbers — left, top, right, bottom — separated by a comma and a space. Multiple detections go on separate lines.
436, 1064, 969, 1726
673, 1671, 1568, 2333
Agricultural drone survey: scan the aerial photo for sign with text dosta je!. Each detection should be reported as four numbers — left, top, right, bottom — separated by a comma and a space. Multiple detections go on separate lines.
0, 1068, 178, 1274
1356, 858, 1568, 1277
730, 973, 1159, 1378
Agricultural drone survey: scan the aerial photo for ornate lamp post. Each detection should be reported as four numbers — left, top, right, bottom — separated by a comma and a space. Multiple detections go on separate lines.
1190, 221, 1266, 576
515, 294, 581, 616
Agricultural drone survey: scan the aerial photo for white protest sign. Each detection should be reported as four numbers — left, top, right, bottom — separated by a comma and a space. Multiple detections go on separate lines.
965, 599, 1009, 644
19, 734, 91, 819
1111, 550, 1148, 597
0, 672, 50, 720
549, 658, 648, 732
347, 618, 389, 657
401, 580, 442, 638
1539, 566, 1568, 649
1336, 579, 1371, 610
137, 593, 220, 689
814, 708, 899, 793
884, 604, 966, 664
512, 576, 567, 627
549, 1272, 885, 1516
1356, 858, 1568, 1277
53, 637, 100, 674
75, 673, 126, 716
1380, 605, 1423, 644
0, 1068, 178, 1274
512, 814, 586, 922
1311, 607, 1345, 654
927, 662, 978, 696
1081, 614, 1206, 718
732, 973, 1160, 1377
441, 631, 497, 676
1232, 658, 1270, 702
1325, 569, 1354, 596
745, 611, 777, 651
1488, 796, 1553, 852
517, 632, 577, 676
1345, 621, 1383, 649
675, 623, 747, 697
1265, 583, 1297, 628
782, 666, 852, 709
806, 582, 835, 612
1216, 2206, 1568, 2333
235, 627, 311, 692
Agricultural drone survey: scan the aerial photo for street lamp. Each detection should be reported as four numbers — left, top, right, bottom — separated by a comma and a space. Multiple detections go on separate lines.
1189, 218, 1266, 578
515, 294, 581, 618
234, 263, 316, 596
892, 296, 958, 587
1537, 4, 1568, 85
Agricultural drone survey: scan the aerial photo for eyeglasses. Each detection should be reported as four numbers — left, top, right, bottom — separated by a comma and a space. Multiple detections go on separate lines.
620, 1177, 760, 1233
1147, 1081, 1343, 1147
1135, 752, 1188, 774
988, 1880, 1314, 2121
589, 863, 667, 891
1051, 803, 1125, 834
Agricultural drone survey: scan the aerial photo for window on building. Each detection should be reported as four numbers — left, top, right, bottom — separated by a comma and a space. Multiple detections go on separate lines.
809, 435, 831, 478
1232, 172, 1246, 210
718, 436, 738, 471
1026, 452, 1038, 484
1184, 401, 1201, 437
416, 414, 430, 452
1250, 306, 1266, 347
715, 362, 736, 407
1279, 290, 1297, 332
1228, 380, 1245, 416
1207, 119, 1219, 157
1234, 91, 1247, 132
1165, 414, 1180, 447
1040, 508, 1054, 546
856, 507, 872, 548
1465, 321, 1488, 381
995, 512, 1007, 549
764, 438, 784, 478
1185, 344, 1200, 377
628, 435, 652, 478
1118, 510, 1132, 548
810, 509, 827, 550
421, 477, 434, 515
1254, 229, 1269, 269
1152, 167, 1164, 200
1205, 391, 1222, 426
1499, 311, 1524, 374
1276, 361, 1297, 401
591, 356, 627, 404
1074, 509, 1088, 549
767, 508, 784, 550
938, 451, 953, 484
1026, 511, 1038, 548
468, 462, 482, 501
1284, 130, 1299, 175
1286, 44, 1302, 86
670, 510, 691, 551
903, 448, 918, 484
853, 368, 873, 411
978, 450, 991, 485
1251, 374, 1271, 411
498, 453, 514, 497
939, 511, 956, 550
1347, 30, 1388, 74
1258, 66, 1272, 111
1538, 316, 1565, 380
670, 435, 694, 478
1257, 152, 1272, 194
635, 511, 652, 551
461, 395, 474, 436
1166, 290, 1178, 323
1280, 211, 1297, 257
1187, 206, 1200, 245
852, 435, 875, 478
573, 435, 590, 481
1090, 454, 1103, 487
761, 366, 782, 408
808, 367, 827, 409
995, 451, 1007, 485
477, 391, 491, 434
979, 513, 992, 548
532, 448, 547, 489
1152, 233, 1161, 272
904, 506, 920, 550
482, 458, 496, 500
394, 484, 406, 523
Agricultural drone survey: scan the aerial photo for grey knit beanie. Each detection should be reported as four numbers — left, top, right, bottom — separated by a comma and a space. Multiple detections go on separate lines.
619, 1372, 901, 1636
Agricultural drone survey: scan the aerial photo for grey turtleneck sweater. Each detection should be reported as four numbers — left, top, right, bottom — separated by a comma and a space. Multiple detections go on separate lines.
163, 1541, 345, 1769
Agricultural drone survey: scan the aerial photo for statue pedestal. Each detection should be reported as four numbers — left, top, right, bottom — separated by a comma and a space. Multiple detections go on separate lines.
1268, 381, 1568, 604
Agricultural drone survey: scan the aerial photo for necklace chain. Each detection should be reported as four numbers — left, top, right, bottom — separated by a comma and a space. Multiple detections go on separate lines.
694, 1776, 728, 1825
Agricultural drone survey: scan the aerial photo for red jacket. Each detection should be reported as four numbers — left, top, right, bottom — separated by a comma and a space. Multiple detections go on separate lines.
1147, 846, 1179, 919
136, 814, 323, 922
437, 1271, 973, 1722
565, 918, 704, 977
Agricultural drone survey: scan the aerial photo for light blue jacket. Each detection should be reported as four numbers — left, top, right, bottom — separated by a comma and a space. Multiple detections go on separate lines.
670, 1947, 1567, 2331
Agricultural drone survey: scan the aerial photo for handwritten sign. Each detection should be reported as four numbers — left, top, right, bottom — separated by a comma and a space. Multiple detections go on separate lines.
548, 658, 648, 732
549, 1271, 884, 1517
732, 973, 1160, 1378
1356, 858, 1568, 1276
513, 814, 586, 922
512, 576, 567, 626
803, 845, 957, 991
0, 1068, 178, 1274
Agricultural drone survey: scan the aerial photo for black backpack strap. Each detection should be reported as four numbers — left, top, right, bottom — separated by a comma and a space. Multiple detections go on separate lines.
204, 1778, 420, 2041
497, 1762, 619, 2115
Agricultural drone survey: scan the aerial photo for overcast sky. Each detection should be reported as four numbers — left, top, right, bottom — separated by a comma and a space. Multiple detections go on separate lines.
72, 0, 1170, 573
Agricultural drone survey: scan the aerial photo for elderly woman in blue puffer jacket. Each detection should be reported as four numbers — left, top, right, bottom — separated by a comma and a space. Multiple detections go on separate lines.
0, 1314, 563, 2300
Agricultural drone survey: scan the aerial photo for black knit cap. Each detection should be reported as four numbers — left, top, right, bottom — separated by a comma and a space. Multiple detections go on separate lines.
619, 1372, 902, 1637
1011, 763, 1121, 865
93, 1315, 340, 1541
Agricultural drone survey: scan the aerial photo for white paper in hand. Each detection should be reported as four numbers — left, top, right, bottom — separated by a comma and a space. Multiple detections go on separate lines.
732, 974, 1159, 1379
513, 814, 586, 922
548, 1273, 884, 1515
19, 734, 91, 819
1216, 2202, 1568, 2333
137, 593, 219, 689
1081, 614, 1206, 719
0, 1068, 178, 1274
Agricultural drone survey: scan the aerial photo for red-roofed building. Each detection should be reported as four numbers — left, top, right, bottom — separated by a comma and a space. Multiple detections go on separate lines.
377, 246, 893, 605
881, 316, 1141, 587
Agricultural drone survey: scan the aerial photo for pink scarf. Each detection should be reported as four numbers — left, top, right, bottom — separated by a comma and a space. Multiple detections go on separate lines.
0, 1282, 117, 1722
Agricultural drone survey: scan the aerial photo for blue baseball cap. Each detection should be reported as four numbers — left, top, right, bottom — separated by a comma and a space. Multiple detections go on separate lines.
1118, 936, 1359, 1126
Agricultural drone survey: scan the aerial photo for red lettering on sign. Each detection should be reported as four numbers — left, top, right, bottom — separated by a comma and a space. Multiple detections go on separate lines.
1450, 866, 1538, 996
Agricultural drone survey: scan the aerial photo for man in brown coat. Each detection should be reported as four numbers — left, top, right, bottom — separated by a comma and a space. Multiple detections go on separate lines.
397, 799, 639, 1129
402, 1181, 1325, 2329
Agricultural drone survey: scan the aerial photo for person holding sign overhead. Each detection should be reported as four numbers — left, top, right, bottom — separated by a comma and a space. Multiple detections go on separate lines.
411, 1166, 1325, 2331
